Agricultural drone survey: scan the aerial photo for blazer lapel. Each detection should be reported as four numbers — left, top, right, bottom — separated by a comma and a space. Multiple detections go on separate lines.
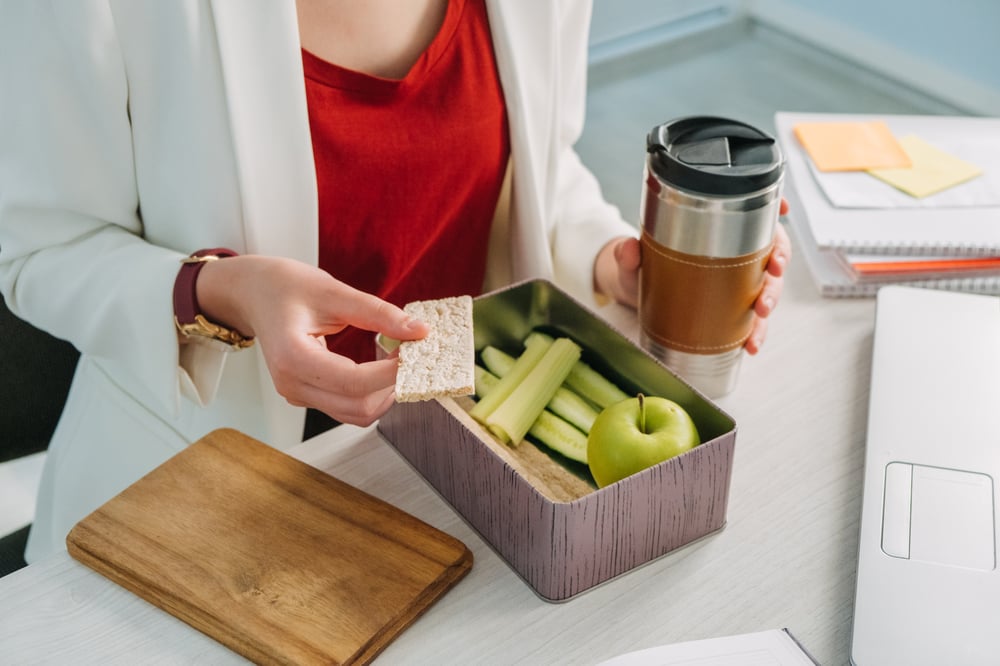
209, 0, 317, 265
485, 0, 556, 281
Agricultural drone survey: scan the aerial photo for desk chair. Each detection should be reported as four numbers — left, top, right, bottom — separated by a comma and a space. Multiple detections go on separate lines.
0, 296, 78, 577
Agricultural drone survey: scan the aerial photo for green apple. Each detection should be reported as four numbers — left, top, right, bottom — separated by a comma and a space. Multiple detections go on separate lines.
587, 394, 700, 488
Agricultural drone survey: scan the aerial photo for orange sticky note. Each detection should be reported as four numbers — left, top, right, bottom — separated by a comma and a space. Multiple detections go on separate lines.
794, 121, 912, 172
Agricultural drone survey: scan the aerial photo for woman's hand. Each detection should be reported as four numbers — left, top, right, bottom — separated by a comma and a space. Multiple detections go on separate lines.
744, 218, 791, 355
594, 200, 793, 355
195, 255, 429, 426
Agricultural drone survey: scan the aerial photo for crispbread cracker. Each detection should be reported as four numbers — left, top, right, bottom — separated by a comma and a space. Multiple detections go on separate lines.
395, 295, 475, 402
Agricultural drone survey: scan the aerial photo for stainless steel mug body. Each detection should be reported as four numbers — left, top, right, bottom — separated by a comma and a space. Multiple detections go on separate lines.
638, 117, 784, 398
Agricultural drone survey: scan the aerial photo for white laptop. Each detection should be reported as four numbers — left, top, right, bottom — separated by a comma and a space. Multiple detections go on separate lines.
851, 286, 1000, 665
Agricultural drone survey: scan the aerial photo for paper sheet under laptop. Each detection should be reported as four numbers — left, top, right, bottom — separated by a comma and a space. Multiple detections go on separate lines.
597, 629, 817, 665
851, 286, 1000, 665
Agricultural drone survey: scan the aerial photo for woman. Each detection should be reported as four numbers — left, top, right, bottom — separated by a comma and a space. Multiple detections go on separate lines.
0, 0, 789, 563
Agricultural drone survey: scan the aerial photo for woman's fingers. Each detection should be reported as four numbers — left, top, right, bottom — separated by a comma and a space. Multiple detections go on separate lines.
613, 237, 641, 308
285, 378, 398, 427
758, 223, 791, 316
766, 223, 792, 277
745, 221, 791, 353
744, 315, 769, 356
754, 270, 785, 318
262, 335, 402, 422
233, 258, 422, 423
273, 339, 399, 397
323, 279, 430, 342
746, 269, 781, 353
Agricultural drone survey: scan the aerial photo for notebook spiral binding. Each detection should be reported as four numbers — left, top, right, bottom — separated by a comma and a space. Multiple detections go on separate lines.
832, 240, 1000, 257
821, 276, 1000, 298
786, 211, 1000, 299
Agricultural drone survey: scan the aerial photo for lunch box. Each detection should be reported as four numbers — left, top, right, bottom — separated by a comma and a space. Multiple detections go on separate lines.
378, 279, 737, 601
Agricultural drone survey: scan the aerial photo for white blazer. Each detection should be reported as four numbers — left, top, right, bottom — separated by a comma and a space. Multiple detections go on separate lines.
0, 0, 635, 562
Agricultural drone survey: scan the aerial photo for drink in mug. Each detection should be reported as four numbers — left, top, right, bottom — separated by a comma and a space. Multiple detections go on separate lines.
638, 116, 784, 398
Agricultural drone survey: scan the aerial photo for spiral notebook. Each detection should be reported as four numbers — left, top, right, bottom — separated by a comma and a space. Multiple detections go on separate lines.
784, 174, 1000, 298
775, 112, 1000, 256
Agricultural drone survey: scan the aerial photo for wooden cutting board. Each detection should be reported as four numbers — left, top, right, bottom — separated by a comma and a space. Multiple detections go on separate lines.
66, 428, 472, 665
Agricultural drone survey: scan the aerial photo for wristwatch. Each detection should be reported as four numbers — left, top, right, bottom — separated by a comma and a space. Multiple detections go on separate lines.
172, 248, 255, 350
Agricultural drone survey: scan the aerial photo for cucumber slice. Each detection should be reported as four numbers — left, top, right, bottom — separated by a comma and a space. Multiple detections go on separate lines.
529, 410, 588, 464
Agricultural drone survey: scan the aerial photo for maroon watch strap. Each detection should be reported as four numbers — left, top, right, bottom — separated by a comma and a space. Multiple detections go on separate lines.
172, 247, 239, 327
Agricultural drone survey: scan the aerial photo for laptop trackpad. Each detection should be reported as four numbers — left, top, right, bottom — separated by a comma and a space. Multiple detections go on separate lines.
881, 462, 996, 571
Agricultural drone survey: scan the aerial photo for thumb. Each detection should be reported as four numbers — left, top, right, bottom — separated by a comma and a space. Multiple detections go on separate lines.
615, 237, 642, 271
389, 311, 430, 342
333, 286, 430, 342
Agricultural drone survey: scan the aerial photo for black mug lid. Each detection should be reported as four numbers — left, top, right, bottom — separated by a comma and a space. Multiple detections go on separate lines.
646, 116, 784, 196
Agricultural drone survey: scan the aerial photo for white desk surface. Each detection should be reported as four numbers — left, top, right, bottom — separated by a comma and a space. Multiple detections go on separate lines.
0, 253, 878, 665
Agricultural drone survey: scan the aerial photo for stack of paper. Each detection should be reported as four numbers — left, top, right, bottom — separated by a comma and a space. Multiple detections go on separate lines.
775, 112, 1000, 297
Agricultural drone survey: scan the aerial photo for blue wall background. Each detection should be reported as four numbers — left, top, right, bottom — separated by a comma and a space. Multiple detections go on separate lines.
782, 0, 1000, 90
589, 0, 1000, 113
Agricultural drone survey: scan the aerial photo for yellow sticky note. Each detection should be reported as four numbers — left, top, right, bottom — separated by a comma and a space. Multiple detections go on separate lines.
867, 135, 983, 198
794, 120, 912, 172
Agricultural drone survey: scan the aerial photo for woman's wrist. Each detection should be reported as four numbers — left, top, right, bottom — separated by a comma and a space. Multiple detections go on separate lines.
190, 253, 256, 340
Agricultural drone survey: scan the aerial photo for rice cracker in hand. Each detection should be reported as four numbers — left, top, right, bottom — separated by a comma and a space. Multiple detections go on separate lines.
395, 295, 475, 402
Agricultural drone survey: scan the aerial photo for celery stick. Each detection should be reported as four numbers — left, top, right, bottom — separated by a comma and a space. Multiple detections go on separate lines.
486, 337, 581, 446
475, 359, 587, 465
475, 365, 587, 463
526, 332, 629, 409
469, 336, 551, 424
481, 346, 598, 433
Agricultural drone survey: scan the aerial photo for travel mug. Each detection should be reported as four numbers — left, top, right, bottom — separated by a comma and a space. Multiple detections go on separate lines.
638, 116, 784, 398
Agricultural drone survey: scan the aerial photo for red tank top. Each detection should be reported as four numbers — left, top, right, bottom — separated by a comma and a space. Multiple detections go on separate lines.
302, 0, 510, 362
